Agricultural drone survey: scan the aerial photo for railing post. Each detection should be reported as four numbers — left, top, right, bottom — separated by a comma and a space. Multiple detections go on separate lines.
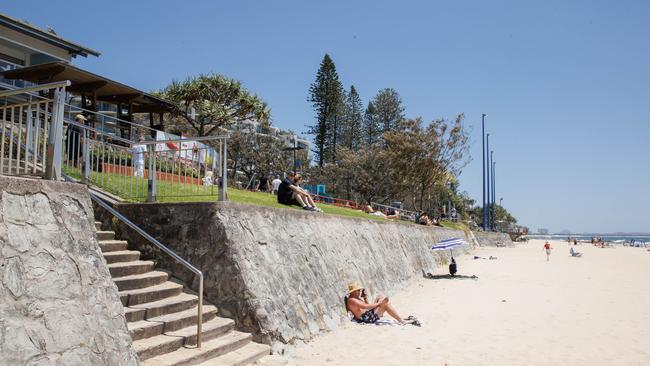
82, 129, 90, 183
218, 138, 227, 201
45, 87, 66, 180
147, 144, 157, 202
197, 274, 203, 348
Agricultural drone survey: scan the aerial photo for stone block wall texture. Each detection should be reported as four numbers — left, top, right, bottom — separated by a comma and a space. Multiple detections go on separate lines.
0, 177, 138, 366
474, 231, 515, 247
105, 202, 469, 349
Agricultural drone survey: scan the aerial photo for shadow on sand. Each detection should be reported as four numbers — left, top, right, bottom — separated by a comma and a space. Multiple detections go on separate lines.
423, 271, 478, 280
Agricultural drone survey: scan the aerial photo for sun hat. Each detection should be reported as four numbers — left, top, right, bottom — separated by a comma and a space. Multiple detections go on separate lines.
347, 282, 363, 294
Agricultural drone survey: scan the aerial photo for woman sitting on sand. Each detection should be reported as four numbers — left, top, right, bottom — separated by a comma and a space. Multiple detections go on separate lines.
345, 282, 420, 326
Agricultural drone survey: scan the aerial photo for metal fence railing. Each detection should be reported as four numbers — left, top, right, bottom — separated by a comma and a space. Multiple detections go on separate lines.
1, 81, 230, 202
0, 81, 69, 178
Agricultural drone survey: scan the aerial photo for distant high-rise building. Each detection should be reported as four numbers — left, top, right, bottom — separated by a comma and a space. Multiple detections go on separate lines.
538, 228, 549, 235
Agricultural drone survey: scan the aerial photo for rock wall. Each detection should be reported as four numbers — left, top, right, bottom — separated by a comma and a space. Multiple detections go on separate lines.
102, 202, 470, 349
0, 177, 138, 366
474, 231, 514, 247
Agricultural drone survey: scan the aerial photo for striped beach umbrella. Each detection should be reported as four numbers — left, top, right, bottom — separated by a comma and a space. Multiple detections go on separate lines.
432, 237, 469, 276
431, 237, 469, 251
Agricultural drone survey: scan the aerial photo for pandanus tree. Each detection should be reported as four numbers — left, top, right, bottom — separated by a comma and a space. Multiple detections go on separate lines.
157, 74, 271, 137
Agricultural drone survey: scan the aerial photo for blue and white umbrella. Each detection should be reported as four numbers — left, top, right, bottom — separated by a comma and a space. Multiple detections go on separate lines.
432, 237, 469, 276
431, 237, 469, 251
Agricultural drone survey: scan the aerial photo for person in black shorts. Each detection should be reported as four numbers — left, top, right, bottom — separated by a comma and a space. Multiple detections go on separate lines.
344, 282, 420, 326
277, 171, 320, 211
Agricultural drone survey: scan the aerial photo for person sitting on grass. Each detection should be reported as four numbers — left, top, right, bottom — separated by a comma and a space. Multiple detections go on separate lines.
345, 282, 420, 326
277, 171, 321, 211
417, 211, 433, 226
293, 174, 323, 212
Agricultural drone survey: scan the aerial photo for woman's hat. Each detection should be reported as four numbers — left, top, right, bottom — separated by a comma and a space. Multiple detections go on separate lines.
75, 114, 87, 121
347, 282, 363, 294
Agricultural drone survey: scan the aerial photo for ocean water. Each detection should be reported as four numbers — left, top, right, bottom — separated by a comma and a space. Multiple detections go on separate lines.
528, 234, 650, 246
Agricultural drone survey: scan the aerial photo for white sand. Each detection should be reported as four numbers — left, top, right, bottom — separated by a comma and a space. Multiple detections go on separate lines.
283, 240, 650, 366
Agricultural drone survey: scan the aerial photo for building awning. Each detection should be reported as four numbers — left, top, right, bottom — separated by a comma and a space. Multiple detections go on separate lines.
0, 61, 173, 113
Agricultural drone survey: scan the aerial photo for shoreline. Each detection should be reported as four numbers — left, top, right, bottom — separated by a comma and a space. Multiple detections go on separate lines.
280, 240, 650, 365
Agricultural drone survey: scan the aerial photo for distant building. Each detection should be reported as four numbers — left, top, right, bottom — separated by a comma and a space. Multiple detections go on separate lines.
221, 119, 312, 162
538, 228, 549, 235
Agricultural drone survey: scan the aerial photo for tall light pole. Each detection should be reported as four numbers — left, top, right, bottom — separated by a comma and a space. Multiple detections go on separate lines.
481, 114, 487, 230
491, 159, 497, 230
486, 133, 491, 231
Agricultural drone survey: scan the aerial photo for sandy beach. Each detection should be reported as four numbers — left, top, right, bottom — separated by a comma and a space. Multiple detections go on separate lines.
283, 240, 650, 366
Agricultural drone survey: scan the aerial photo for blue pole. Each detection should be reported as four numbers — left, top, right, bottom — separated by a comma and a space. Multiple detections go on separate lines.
481, 114, 486, 231
486, 133, 491, 231
492, 160, 497, 230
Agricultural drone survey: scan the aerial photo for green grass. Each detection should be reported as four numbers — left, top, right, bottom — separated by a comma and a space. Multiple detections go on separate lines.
66, 167, 469, 226
64, 166, 386, 221
440, 221, 468, 231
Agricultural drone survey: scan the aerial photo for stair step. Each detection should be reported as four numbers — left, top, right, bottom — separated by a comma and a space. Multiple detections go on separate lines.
95, 221, 102, 230
130, 292, 200, 319
103, 250, 142, 264
129, 304, 218, 341
98, 240, 129, 252
114, 270, 169, 291
196, 342, 271, 366
141, 331, 252, 366
134, 317, 236, 361
96, 230, 116, 241
120, 281, 183, 306
125, 307, 147, 322
109, 260, 155, 278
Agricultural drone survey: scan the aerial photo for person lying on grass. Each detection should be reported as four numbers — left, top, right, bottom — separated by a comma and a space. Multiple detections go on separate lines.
276, 171, 321, 212
361, 205, 399, 219
345, 282, 420, 326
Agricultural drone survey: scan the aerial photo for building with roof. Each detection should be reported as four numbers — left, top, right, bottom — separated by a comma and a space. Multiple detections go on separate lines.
0, 12, 100, 88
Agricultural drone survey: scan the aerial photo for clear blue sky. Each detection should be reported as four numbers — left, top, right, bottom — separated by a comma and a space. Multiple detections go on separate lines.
4, 0, 649, 233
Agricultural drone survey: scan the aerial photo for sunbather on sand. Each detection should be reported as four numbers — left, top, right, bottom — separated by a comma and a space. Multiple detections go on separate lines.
345, 282, 420, 326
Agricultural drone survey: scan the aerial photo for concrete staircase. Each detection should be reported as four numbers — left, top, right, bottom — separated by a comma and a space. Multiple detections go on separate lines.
95, 221, 270, 366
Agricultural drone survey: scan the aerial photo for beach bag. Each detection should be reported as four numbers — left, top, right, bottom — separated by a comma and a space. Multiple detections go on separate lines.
449, 257, 457, 276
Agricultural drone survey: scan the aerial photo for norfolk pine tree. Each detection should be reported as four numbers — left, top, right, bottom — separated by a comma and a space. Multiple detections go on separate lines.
372, 88, 406, 138
308, 54, 344, 166
340, 85, 364, 151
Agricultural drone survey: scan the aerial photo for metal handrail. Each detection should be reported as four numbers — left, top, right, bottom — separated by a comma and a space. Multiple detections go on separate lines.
89, 192, 204, 348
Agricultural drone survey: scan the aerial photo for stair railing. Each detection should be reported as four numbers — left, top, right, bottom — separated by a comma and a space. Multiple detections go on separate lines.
90, 192, 204, 348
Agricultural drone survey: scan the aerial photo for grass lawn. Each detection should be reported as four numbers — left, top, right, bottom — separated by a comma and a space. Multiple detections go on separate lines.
65, 166, 467, 228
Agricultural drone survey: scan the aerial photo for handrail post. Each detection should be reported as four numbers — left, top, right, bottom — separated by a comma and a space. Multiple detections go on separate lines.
197, 273, 203, 348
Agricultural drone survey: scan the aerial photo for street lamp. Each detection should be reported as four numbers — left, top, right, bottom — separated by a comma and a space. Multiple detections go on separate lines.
481, 114, 487, 231
486, 133, 491, 231
491, 159, 496, 231
282, 135, 304, 173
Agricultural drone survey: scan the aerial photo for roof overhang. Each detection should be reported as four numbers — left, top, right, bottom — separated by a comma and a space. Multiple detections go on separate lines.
1, 61, 173, 113
0, 13, 100, 58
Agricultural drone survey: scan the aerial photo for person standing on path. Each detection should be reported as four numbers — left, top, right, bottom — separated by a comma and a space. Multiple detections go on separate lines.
543, 241, 552, 261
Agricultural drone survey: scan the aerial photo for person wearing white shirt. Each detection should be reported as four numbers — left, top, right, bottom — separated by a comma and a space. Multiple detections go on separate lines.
271, 176, 282, 195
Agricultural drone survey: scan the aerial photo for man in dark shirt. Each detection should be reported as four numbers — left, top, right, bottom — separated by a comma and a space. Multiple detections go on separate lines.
277, 171, 315, 211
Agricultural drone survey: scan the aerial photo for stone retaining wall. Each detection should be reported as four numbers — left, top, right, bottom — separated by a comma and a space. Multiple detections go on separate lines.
474, 231, 515, 247
0, 177, 137, 365
101, 202, 470, 350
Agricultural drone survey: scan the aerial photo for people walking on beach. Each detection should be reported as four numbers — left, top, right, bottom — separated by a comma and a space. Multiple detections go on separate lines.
345, 282, 420, 326
543, 241, 552, 261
